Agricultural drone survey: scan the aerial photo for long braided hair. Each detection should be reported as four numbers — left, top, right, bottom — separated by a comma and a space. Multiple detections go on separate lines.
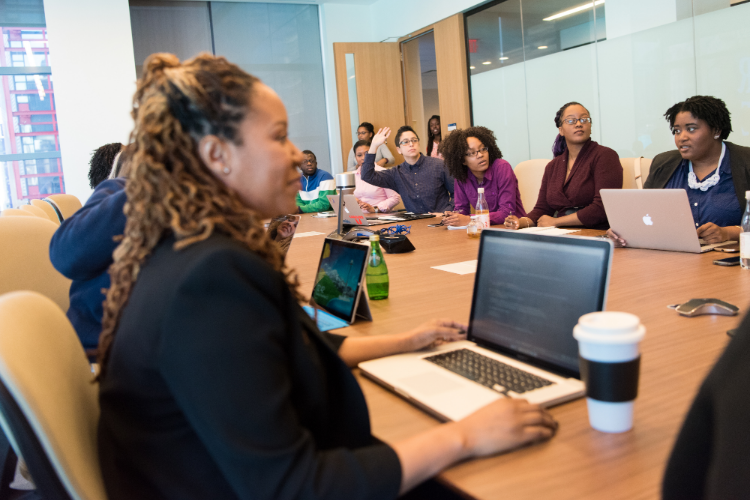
97, 52, 299, 378
552, 101, 586, 157
425, 115, 441, 157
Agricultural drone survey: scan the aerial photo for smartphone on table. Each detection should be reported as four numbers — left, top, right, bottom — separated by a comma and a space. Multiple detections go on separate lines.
713, 256, 740, 266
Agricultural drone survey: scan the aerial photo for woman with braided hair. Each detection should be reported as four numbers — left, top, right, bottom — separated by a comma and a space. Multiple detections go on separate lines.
96, 53, 556, 500
608, 95, 750, 246
505, 102, 622, 230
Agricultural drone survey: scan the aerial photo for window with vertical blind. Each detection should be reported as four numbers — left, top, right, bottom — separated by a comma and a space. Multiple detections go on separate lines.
129, 1, 331, 171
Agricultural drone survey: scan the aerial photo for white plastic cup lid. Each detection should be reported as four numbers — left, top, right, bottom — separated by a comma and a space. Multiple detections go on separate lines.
573, 311, 645, 345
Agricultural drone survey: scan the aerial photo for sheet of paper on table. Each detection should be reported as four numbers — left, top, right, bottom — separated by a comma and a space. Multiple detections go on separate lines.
293, 231, 326, 238
302, 306, 349, 331
431, 260, 478, 275
517, 227, 577, 236
447, 225, 469, 230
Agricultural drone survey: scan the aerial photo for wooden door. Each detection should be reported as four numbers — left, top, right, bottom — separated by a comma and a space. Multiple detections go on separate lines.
334, 43, 405, 170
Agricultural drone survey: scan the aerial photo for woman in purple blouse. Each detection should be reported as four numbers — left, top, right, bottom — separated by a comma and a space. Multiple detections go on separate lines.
505, 102, 622, 231
441, 126, 526, 227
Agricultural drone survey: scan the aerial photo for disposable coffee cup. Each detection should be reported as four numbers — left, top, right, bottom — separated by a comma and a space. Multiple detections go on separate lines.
573, 312, 645, 433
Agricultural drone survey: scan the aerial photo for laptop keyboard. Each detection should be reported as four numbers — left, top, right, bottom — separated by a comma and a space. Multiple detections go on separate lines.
424, 349, 554, 394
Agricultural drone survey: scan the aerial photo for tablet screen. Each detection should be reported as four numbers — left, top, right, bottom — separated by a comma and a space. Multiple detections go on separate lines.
311, 239, 369, 323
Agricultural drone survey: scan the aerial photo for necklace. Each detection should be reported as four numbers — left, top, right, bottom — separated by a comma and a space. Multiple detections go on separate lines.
687, 142, 725, 192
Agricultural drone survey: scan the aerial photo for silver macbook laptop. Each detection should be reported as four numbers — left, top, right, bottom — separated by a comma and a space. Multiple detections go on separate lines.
601, 189, 733, 253
327, 194, 400, 226
359, 230, 613, 422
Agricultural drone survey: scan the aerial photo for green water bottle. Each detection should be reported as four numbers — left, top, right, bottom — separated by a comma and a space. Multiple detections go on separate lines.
366, 234, 389, 300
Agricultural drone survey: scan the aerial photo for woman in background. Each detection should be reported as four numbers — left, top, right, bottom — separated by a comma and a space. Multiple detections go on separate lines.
505, 102, 622, 230
352, 139, 401, 213
440, 126, 525, 227
426, 115, 443, 159
96, 53, 557, 500
347, 121, 394, 170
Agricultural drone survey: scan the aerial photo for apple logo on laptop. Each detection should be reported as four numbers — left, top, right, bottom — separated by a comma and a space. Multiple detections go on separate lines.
643, 214, 653, 226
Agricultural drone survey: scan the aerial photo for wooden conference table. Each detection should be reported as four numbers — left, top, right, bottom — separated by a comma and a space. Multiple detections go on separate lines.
285, 215, 749, 500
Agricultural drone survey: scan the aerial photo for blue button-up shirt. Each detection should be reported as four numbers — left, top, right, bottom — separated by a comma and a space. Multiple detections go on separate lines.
664, 146, 742, 228
360, 153, 454, 213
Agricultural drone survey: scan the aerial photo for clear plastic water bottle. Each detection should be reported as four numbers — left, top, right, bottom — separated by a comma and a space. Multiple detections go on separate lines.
476, 188, 490, 229
741, 190, 750, 269
467, 215, 481, 239
366, 234, 389, 299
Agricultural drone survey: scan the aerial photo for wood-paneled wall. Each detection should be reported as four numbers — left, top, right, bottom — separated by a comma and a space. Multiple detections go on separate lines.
434, 14, 471, 138
333, 42, 405, 170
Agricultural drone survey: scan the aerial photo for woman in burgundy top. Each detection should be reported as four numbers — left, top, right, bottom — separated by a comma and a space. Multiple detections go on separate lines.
506, 102, 622, 230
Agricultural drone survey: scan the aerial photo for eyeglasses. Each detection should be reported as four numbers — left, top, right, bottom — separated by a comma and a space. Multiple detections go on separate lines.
301, 159, 316, 165
465, 147, 489, 157
398, 138, 420, 147
380, 225, 411, 235
562, 117, 592, 125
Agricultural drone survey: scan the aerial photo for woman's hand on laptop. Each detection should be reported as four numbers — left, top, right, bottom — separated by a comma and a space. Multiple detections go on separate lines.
606, 228, 627, 247
336, 319, 466, 367
456, 399, 558, 458
696, 222, 729, 244
400, 318, 468, 351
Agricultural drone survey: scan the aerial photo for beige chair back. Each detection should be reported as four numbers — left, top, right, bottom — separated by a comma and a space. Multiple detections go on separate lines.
620, 157, 653, 189
0, 217, 71, 311
31, 199, 63, 225
1, 208, 34, 217
0, 291, 106, 500
514, 159, 550, 213
45, 194, 82, 220
20, 204, 54, 221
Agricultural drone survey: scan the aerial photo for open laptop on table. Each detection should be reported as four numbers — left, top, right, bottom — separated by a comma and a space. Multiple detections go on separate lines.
601, 189, 735, 253
326, 194, 395, 226
359, 230, 613, 422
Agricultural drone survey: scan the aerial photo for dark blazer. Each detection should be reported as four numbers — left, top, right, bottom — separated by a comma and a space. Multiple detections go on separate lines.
662, 311, 750, 499
644, 141, 750, 208
98, 232, 401, 500
527, 140, 622, 230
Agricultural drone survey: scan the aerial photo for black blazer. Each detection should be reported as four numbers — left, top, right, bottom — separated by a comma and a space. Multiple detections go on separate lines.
644, 141, 750, 209
98, 233, 401, 500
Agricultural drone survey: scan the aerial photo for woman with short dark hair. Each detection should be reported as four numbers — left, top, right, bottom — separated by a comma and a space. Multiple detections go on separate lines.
609, 95, 750, 246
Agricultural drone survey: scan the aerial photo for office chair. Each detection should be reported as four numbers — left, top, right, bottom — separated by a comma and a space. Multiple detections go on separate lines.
0, 216, 71, 312
514, 159, 549, 213
0, 291, 106, 500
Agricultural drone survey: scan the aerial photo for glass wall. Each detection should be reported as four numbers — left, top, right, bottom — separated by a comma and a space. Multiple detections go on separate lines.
0, 1, 66, 210
129, 1, 331, 171
466, 0, 750, 169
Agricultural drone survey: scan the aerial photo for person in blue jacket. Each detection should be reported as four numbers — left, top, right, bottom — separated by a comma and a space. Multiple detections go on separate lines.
49, 177, 127, 353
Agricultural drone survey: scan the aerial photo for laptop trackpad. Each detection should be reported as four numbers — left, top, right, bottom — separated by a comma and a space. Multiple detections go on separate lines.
398, 372, 464, 396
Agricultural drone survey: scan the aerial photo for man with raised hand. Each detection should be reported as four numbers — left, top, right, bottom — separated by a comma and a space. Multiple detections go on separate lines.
360, 126, 453, 213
